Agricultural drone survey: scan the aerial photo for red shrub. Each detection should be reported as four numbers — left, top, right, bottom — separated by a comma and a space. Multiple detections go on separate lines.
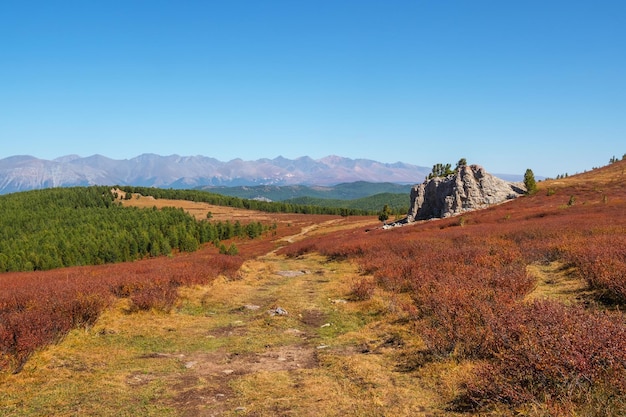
280, 169, 626, 412
0, 244, 244, 373
463, 301, 626, 408
349, 277, 377, 301
130, 283, 178, 312
566, 234, 626, 302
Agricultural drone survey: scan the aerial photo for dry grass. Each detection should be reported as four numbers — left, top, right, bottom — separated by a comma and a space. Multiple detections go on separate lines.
539, 159, 626, 200
525, 262, 595, 305
116, 189, 379, 228
117, 189, 284, 222
542, 158, 626, 185
0, 253, 446, 416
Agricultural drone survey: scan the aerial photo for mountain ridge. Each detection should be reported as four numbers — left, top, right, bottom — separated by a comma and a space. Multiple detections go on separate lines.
0, 154, 431, 194
0, 153, 526, 195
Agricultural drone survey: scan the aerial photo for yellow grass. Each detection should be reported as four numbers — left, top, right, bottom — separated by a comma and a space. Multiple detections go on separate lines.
525, 262, 596, 305
115, 189, 281, 222
540, 158, 626, 191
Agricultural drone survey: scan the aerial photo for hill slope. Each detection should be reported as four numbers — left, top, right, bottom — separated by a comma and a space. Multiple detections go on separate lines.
285, 192, 409, 213
200, 181, 412, 201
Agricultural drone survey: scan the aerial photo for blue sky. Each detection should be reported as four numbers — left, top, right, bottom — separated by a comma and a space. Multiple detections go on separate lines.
1, 1, 624, 177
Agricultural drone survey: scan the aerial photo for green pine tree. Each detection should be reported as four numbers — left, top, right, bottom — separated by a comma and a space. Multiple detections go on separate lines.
524, 169, 538, 195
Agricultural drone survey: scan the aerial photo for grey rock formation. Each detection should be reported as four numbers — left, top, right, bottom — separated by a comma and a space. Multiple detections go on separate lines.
407, 164, 525, 221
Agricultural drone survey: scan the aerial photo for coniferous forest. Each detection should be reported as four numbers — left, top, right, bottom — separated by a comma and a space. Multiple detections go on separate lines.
0, 186, 268, 272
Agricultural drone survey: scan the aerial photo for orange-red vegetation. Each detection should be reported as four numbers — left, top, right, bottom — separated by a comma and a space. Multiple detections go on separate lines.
2, 159, 625, 412
280, 160, 626, 411
0, 247, 242, 373
463, 300, 626, 409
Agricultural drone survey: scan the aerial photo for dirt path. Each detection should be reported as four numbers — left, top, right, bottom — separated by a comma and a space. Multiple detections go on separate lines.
280, 218, 345, 243
168, 253, 440, 416
161, 222, 442, 416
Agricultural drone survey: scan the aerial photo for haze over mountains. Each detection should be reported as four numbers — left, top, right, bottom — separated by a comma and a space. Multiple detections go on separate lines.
0, 154, 522, 195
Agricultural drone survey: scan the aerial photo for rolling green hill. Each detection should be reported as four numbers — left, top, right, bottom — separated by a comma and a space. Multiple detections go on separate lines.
200, 181, 412, 201
284, 192, 409, 214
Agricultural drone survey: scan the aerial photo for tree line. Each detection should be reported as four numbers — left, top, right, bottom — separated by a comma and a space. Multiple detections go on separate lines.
283, 193, 408, 215
0, 186, 269, 272
118, 186, 373, 216
427, 158, 468, 179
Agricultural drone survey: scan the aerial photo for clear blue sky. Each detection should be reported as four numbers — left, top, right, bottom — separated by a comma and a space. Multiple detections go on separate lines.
1, 1, 625, 177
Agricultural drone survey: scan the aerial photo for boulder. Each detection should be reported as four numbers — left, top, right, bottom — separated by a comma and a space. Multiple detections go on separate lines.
407, 165, 525, 221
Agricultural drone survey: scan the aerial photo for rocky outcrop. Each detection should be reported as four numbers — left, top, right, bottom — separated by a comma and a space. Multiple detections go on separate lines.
407, 164, 525, 221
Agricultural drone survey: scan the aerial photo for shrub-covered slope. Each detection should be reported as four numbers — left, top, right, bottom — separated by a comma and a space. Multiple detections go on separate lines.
280, 159, 626, 414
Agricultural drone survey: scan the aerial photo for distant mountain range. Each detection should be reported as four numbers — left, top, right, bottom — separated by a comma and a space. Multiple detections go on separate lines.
0, 154, 524, 195
0, 154, 432, 195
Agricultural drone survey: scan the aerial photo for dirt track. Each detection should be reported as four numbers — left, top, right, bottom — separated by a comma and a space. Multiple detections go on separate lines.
161, 221, 441, 416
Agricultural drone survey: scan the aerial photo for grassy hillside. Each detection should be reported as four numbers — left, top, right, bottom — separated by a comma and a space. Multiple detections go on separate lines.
284, 192, 409, 214
280, 158, 626, 415
118, 186, 373, 216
